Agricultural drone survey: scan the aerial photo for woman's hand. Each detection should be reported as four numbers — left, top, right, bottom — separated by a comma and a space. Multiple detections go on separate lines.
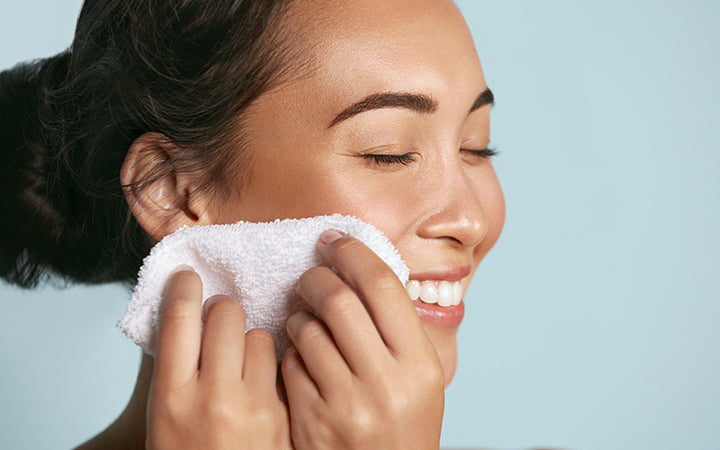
282, 231, 445, 450
146, 268, 292, 450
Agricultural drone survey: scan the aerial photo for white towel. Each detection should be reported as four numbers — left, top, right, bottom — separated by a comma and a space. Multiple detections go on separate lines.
117, 214, 409, 358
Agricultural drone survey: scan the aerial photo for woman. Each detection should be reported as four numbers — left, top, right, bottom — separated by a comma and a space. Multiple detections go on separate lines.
0, 0, 504, 448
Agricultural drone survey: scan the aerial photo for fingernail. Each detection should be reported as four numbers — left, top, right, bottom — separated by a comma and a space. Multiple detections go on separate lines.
171, 264, 195, 274
319, 229, 344, 245
201, 296, 221, 319
286, 313, 301, 335
162, 265, 196, 299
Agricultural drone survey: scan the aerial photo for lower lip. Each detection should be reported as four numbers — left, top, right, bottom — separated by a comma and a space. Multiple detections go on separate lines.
413, 300, 465, 328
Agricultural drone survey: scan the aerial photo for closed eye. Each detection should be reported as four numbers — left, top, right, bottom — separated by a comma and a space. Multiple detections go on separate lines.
362, 153, 416, 166
362, 147, 497, 167
462, 147, 498, 158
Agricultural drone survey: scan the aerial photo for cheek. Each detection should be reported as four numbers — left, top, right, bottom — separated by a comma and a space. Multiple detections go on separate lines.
222, 155, 419, 244
292, 166, 421, 243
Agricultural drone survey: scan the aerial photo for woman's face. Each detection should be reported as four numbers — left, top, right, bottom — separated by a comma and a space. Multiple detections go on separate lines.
209, 0, 505, 386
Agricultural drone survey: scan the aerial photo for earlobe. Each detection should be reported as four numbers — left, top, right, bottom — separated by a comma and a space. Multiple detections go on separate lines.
120, 133, 208, 241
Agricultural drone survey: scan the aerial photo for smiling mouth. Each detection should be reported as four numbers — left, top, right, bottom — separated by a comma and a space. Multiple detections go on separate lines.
405, 280, 463, 307
404, 265, 471, 307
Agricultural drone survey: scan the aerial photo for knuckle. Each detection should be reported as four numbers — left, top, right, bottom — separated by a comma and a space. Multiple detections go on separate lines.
385, 390, 411, 418
201, 398, 236, 425
426, 363, 445, 390
367, 378, 410, 420
150, 392, 186, 427
295, 318, 327, 345
250, 404, 283, 429
281, 350, 300, 372
347, 405, 378, 442
415, 356, 446, 391
322, 286, 358, 318
371, 271, 401, 293
160, 297, 197, 322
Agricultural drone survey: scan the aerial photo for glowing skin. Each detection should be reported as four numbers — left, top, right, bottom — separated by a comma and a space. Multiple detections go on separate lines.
206, 0, 506, 387
85, 1, 505, 447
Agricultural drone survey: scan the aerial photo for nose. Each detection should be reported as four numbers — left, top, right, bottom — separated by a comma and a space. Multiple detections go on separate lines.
416, 159, 488, 249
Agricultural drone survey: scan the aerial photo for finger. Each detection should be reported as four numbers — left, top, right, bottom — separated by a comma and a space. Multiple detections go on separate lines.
281, 347, 321, 404
296, 267, 389, 375
199, 296, 246, 382
154, 269, 203, 388
243, 328, 278, 394
286, 311, 352, 392
316, 231, 428, 355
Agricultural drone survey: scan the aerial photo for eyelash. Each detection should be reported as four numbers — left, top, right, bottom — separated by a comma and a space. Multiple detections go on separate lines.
463, 147, 498, 159
363, 148, 498, 166
363, 153, 416, 166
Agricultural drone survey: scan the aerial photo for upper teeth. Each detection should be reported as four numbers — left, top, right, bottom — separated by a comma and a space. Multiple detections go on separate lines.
405, 280, 463, 307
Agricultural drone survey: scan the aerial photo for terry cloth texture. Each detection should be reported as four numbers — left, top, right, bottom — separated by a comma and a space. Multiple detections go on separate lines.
117, 214, 409, 358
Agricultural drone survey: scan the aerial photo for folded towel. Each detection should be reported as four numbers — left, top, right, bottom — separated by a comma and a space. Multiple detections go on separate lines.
117, 214, 409, 358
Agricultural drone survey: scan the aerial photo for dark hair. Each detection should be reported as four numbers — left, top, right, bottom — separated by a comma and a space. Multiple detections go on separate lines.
0, 0, 307, 288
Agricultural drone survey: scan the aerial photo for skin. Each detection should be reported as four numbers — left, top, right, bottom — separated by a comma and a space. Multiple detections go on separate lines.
217, 0, 505, 387
78, 0, 504, 448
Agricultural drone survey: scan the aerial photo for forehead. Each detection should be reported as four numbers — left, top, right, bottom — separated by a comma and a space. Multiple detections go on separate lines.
282, 0, 485, 101
245, 0, 488, 141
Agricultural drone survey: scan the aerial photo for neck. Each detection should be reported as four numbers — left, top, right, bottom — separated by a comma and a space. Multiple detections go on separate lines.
76, 352, 154, 450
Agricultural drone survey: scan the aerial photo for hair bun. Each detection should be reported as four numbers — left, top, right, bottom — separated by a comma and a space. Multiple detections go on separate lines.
0, 53, 70, 287
2, 0, 296, 289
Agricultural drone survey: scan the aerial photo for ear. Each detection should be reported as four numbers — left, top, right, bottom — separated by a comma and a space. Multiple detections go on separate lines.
120, 132, 214, 242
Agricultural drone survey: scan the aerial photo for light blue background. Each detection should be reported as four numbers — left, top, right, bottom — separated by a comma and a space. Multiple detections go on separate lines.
1, 1, 719, 449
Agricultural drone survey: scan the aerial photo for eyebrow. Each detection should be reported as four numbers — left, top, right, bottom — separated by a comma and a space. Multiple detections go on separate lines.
469, 87, 494, 114
329, 87, 494, 128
